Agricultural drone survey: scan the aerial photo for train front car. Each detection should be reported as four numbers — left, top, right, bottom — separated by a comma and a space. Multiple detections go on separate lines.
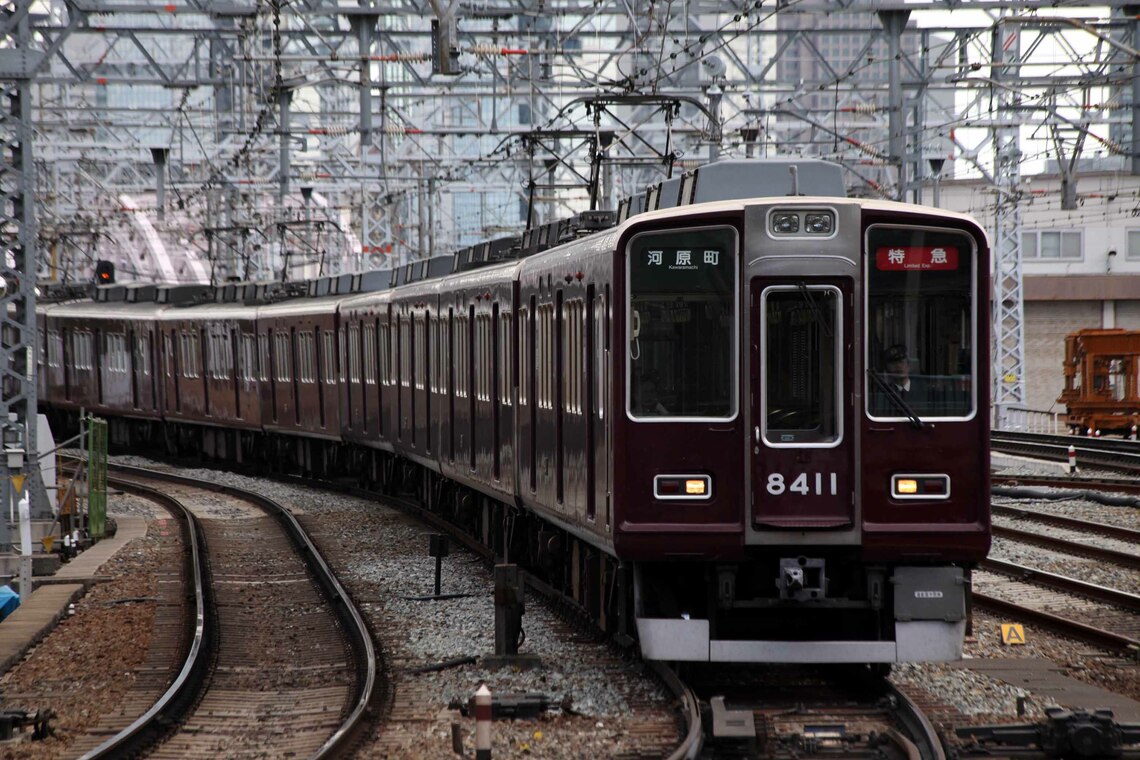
617, 185, 990, 665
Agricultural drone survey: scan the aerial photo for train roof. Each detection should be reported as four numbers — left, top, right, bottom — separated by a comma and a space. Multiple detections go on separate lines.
257, 292, 345, 317
40, 298, 166, 322
156, 300, 258, 322
615, 193, 986, 235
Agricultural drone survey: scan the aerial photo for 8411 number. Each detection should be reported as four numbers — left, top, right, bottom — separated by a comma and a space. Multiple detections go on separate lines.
766, 472, 838, 496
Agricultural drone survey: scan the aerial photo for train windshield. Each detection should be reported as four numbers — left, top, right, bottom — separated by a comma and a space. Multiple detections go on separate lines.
865, 225, 977, 420
627, 226, 738, 420
762, 285, 842, 446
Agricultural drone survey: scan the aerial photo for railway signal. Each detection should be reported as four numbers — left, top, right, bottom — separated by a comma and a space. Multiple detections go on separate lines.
94, 260, 114, 285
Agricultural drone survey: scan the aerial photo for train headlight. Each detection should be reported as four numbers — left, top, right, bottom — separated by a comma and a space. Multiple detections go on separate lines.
654, 474, 713, 500
804, 212, 834, 234
771, 213, 799, 234
891, 474, 951, 500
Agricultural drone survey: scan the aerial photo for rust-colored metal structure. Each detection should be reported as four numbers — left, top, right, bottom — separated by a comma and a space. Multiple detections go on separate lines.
1059, 328, 1140, 436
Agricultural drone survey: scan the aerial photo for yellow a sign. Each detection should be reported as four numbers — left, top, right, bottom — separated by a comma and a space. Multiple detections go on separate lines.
11, 474, 25, 494
1001, 623, 1026, 645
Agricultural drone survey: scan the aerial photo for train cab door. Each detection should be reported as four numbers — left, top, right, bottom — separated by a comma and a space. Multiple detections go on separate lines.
750, 279, 855, 530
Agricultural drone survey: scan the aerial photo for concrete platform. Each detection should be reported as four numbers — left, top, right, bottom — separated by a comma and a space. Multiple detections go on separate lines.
0, 515, 147, 676
952, 658, 1140, 722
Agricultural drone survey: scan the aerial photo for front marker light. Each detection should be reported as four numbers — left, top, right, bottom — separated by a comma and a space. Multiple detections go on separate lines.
654, 474, 712, 500
892, 474, 951, 500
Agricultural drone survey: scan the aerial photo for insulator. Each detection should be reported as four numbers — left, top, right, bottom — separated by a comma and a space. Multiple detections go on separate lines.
469, 44, 500, 56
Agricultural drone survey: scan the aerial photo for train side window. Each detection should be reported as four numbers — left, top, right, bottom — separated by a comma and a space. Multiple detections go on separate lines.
865, 225, 977, 421
430, 315, 438, 394
48, 330, 57, 369
564, 300, 583, 414
194, 332, 203, 379
364, 324, 376, 385
258, 333, 269, 383
500, 312, 512, 406
518, 306, 528, 407
241, 334, 255, 385
348, 324, 360, 384
626, 225, 738, 420
142, 334, 151, 377
205, 332, 215, 379
761, 286, 842, 446
282, 332, 292, 382
414, 316, 425, 392
323, 331, 336, 385
405, 313, 412, 391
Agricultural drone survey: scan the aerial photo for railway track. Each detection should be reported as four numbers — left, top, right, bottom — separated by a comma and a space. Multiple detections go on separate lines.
974, 500, 1140, 655
992, 431, 1140, 474
686, 664, 943, 759
265, 470, 695, 760
69, 463, 378, 759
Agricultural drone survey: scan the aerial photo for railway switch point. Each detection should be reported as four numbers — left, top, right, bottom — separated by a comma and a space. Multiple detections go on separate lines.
709, 695, 756, 744
957, 708, 1140, 757
494, 564, 524, 656
484, 564, 542, 669
429, 533, 448, 596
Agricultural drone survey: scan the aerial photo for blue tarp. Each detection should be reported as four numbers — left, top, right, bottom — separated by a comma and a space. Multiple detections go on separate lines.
0, 584, 19, 622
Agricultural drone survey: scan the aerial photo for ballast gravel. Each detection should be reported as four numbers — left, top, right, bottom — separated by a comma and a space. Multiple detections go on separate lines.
2, 452, 1138, 758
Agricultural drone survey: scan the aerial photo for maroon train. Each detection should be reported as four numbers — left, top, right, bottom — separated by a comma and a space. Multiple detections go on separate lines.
38, 159, 991, 664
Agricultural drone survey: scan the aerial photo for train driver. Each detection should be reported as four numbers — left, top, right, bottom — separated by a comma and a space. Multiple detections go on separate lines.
880, 344, 929, 409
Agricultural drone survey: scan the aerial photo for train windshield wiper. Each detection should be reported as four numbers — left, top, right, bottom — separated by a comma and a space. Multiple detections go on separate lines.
796, 282, 833, 339
866, 368, 924, 430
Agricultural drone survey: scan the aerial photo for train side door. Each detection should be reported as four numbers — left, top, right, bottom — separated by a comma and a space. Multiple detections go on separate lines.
750, 279, 854, 529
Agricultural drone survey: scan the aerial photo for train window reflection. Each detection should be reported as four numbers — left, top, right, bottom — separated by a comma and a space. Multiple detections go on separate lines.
627, 226, 737, 420
762, 286, 841, 446
866, 226, 976, 420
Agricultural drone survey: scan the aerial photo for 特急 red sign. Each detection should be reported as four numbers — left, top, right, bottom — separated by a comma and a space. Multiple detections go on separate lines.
875, 245, 959, 271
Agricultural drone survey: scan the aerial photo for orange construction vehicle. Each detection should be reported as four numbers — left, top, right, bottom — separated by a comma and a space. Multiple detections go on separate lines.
1058, 328, 1140, 437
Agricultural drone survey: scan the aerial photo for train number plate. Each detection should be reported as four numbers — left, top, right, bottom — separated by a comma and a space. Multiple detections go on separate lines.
765, 472, 838, 496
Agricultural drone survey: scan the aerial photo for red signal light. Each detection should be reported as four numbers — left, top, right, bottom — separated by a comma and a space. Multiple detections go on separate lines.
94, 260, 115, 285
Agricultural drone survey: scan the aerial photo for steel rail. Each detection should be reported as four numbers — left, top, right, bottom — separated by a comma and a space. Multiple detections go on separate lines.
656, 664, 704, 760
992, 525, 1140, 570
268, 473, 706, 760
992, 432, 1140, 473
86, 463, 379, 760
981, 558, 1140, 612
992, 505, 1140, 541
886, 680, 946, 760
78, 476, 213, 760
972, 592, 1140, 654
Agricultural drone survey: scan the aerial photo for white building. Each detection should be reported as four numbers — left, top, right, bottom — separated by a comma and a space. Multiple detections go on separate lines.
937, 169, 1140, 415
